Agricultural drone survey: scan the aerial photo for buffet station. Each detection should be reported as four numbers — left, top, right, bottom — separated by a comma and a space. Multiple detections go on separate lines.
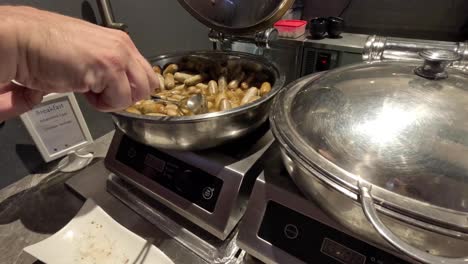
5, 0, 467, 263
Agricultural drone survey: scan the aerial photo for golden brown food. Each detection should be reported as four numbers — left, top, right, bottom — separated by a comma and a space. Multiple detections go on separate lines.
185, 74, 203, 86
219, 98, 232, 111
126, 106, 141, 115
152, 65, 162, 74
208, 80, 218, 95
241, 87, 259, 105
174, 72, 193, 83
126, 61, 273, 116
260, 82, 272, 96
164, 73, 175, 90
218, 76, 227, 93
163, 64, 178, 76
155, 73, 165, 91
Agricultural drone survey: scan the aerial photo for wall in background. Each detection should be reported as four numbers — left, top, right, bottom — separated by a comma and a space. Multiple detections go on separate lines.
0, 0, 209, 189
303, 0, 468, 41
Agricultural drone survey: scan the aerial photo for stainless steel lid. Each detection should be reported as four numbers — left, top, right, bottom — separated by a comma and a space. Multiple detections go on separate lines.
177, 0, 294, 35
271, 50, 468, 228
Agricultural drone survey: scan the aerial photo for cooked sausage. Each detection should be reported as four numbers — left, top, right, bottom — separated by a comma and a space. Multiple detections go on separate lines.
241, 87, 259, 105
163, 64, 178, 76
140, 101, 165, 114
174, 72, 193, 83
156, 73, 165, 91
235, 88, 245, 98
260, 82, 272, 96
166, 109, 179, 116
207, 101, 214, 109
219, 99, 232, 111
215, 92, 228, 109
248, 95, 261, 103
165, 104, 179, 111
170, 90, 182, 95
152, 65, 162, 74
170, 94, 186, 101
125, 107, 141, 114
187, 86, 198, 94
174, 84, 186, 91
164, 73, 175, 89
218, 76, 227, 93
240, 82, 249, 90
228, 72, 245, 90
185, 74, 203, 86
208, 80, 218, 95
195, 83, 208, 90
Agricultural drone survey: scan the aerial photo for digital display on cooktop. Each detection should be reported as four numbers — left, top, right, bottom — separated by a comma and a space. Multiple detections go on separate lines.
258, 201, 410, 264
115, 135, 223, 212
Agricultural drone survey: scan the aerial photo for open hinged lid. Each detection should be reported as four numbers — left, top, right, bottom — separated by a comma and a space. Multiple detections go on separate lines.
271, 50, 468, 231
177, 0, 294, 35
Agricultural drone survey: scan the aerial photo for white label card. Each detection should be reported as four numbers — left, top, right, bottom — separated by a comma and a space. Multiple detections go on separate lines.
20, 93, 93, 162
30, 97, 86, 154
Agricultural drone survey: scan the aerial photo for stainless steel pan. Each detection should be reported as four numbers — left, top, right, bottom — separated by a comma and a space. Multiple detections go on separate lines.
112, 50, 284, 150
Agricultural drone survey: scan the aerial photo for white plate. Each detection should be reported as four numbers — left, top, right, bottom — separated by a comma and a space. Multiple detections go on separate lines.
24, 199, 174, 264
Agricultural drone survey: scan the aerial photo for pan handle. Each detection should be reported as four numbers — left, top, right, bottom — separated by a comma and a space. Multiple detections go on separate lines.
96, 0, 128, 32
359, 181, 468, 264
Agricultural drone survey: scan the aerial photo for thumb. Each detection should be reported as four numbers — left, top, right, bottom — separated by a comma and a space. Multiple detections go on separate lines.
0, 82, 45, 122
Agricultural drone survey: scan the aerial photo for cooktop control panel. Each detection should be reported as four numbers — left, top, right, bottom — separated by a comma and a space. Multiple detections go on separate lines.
258, 201, 410, 264
115, 135, 223, 212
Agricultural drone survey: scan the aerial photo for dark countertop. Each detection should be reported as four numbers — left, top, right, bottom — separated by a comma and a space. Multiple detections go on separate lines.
0, 133, 113, 264
0, 132, 259, 264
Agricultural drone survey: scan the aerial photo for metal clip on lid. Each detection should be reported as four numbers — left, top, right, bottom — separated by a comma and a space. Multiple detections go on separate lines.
415, 49, 460, 80
209, 28, 279, 49
97, 0, 128, 32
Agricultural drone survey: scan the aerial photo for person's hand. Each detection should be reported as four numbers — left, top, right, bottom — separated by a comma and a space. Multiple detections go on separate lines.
0, 82, 45, 121
0, 6, 157, 121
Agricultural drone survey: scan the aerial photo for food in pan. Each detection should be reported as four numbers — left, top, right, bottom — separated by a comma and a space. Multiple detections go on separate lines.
125, 60, 273, 117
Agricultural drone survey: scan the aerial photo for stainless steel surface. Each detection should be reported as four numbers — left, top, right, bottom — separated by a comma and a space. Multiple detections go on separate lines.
363, 35, 468, 73
105, 128, 274, 240
186, 94, 208, 114
279, 145, 468, 260
302, 33, 369, 53
359, 181, 468, 264
272, 61, 468, 219
153, 94, 207, 115
112, 51, 284, 150
177, 0, 294, 35
226, 39, 304, 85
96, 0, 127, 31
271, 66, 468, 261
414, 50, 461, 79
237, 143, 417, 264
209, 28, 279, 49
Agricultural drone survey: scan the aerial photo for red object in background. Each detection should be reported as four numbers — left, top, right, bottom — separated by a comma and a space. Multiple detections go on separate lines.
274, 20, 307, 29
274, 20, 307, 38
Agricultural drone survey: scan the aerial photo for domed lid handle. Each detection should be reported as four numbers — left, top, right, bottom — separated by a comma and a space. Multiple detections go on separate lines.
415, 49, 460, 79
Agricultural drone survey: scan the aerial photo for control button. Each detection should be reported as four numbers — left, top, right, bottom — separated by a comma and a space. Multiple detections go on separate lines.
127, 147, 137, 158
202, 187, 215, 200
283, 224, 299, 239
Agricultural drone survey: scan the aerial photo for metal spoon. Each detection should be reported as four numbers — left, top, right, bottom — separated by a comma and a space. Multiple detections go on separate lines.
186, 94, 208, 114
151, 94, 207, 115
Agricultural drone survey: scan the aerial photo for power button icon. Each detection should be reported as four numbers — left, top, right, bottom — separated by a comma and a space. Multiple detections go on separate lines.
284, 224, 299, 240
202, 187, 214, 200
